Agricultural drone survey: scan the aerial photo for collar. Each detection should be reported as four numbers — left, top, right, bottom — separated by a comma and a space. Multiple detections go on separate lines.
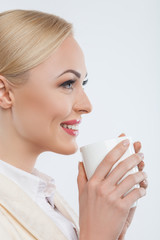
0, 159, 56, 203
0, 159, 80, 238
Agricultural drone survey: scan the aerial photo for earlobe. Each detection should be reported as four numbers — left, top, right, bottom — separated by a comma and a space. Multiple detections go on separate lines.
0, 76, 14, 109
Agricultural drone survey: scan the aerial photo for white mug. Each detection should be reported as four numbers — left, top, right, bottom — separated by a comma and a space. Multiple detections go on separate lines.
80, 136, 139, 208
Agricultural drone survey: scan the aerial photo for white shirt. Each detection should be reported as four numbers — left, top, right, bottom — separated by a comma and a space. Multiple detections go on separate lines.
0, 159, 78, 240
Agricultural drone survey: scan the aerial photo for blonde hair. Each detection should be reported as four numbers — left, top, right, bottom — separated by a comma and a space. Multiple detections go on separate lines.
0, 9, 73, 86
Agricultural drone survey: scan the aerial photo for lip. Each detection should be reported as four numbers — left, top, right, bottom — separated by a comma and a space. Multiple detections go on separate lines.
60, 119, 81, 137
61, 127, 79, 136
60, 119, 82, 125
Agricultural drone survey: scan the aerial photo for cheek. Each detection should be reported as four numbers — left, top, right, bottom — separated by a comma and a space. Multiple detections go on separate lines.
12, 89, 71, 142
48, 96, 71, 123
13, 95, 47, 141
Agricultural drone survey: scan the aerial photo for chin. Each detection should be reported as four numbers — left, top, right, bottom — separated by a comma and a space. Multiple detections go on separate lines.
59, 145, 78, 155
61, 149, 77, 155
47, 142, 78, 155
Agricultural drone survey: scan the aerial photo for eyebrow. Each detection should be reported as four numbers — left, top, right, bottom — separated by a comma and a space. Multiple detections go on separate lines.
57, 69, 88, 79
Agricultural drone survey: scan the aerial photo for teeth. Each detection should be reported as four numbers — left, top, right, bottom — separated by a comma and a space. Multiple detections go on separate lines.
61, 124, 79, 130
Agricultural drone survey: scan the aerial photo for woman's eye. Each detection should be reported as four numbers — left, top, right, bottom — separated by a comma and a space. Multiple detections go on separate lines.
60, 80, 76, 89
82, 79, 88, 87
60, 78, 88, 90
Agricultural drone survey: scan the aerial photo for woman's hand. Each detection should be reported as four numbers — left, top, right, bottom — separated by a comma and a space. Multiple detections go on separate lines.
77, 134, 147, 240
118, 133, 148, 240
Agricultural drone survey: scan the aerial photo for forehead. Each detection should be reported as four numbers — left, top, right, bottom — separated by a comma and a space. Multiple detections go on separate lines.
33, 36, 86, 78
54, 36, 85, 63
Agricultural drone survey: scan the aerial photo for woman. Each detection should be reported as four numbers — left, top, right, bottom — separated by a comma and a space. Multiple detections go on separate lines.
0, 9, 147, 240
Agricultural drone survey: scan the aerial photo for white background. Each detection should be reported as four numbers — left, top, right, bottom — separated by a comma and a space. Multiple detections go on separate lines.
1, 1, 159, 239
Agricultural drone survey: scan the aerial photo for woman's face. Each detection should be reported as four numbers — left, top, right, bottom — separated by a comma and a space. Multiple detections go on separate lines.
11, 36, 92, 154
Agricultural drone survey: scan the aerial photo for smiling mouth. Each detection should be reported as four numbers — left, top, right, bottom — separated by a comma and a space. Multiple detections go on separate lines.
60, 119, 81, 136
61, 123, 79, 130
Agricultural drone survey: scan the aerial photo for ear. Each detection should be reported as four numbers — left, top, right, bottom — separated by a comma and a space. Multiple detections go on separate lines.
0, 75, 14, 109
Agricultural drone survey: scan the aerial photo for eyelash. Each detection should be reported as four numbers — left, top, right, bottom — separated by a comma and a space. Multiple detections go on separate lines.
60, 79, 88, 89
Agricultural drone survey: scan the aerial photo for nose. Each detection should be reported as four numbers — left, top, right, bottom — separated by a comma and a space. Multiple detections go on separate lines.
73, 89, 92, 115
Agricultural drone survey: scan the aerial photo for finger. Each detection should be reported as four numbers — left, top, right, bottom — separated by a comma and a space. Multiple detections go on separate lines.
139, 179, 148, 189
116, 171, 147, 199
138, 161, 145, 171
92, 139, 130, 181
118, 207, 136, 240
118, 133, 126, 138
134, 142, 144, 171
77, 162, 88, 196
122, 187, 146, 209
106, 153, 144, 185
118, 225, 128, 240
126, 206, 136, 223
118, 135, 142, 154
133, 141, 141, 153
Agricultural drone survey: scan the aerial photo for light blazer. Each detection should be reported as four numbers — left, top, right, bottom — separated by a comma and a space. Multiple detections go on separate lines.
0, 173, 80, 240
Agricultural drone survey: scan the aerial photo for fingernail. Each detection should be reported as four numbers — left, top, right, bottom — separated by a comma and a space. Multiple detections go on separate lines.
142, 179, 148, 185
138, 152, 144, 160
122, 139, 130, 146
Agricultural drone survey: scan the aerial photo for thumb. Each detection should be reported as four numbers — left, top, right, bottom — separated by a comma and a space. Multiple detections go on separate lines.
77, 162, 88, 196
